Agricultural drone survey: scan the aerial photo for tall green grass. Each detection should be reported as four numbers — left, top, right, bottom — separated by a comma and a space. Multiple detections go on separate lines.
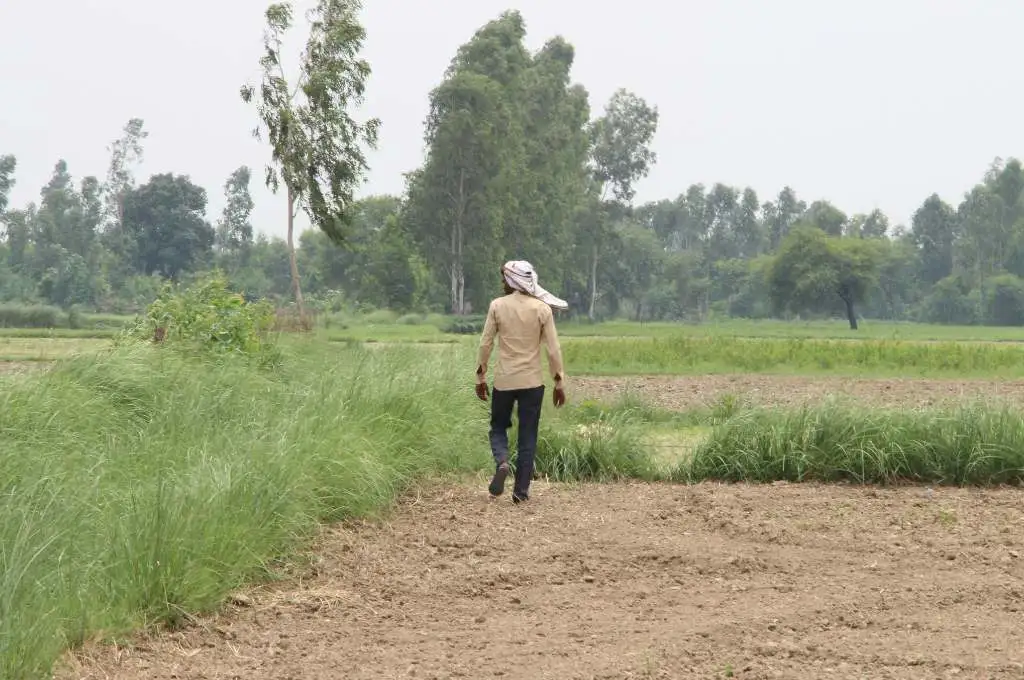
0, 339, 649, 678
0, 342, 485, 676
683, 402, 1024, 485
562, 335, 1024, 377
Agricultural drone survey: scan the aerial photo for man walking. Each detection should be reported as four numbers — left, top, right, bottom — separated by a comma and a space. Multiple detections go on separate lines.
475, 260, 567, 504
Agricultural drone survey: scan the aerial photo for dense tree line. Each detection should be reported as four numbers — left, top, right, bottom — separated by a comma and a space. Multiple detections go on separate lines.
2, 10, 1024, 326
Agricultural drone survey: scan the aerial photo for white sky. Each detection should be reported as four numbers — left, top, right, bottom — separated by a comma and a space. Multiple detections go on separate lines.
1, 0, 1020, 239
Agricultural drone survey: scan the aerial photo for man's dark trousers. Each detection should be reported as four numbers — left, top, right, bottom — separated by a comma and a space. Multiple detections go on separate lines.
489, 385, 545, 498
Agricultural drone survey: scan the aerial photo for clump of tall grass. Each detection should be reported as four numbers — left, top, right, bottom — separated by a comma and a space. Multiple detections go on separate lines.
0, 336, 652, 677
682, 400, 1024, 485
532, 404, 660, 482
0, 342, 489, 676
562, 335, 1024, 376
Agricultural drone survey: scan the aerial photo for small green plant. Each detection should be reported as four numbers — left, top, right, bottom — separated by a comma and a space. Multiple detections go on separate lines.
121, 271, 276, 361
938, 507, 958, 527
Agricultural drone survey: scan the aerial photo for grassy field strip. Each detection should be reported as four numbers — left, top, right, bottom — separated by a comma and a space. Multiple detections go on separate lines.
13, 331, 1024, 379
0, 337, 111, 361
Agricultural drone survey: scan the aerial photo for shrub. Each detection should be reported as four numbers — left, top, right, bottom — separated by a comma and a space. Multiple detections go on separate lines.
121, 271, 277, 360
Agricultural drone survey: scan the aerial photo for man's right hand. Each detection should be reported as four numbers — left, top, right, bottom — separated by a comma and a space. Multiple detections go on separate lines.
553, 385, 566, 408
476, 382, 489, 402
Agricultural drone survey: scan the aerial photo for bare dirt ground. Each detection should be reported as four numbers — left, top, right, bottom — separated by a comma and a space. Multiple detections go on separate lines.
62, 481, 1024, 680
573, 374, 1024, 410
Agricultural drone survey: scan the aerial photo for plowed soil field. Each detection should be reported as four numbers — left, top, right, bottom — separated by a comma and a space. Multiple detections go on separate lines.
62, 481, 1024, 680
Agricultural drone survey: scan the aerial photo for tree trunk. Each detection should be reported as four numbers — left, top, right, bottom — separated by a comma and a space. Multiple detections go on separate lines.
588, 242, 598, 321
286, 187, 306, 324
842, 295, 858, 330
450, 168, 467, 315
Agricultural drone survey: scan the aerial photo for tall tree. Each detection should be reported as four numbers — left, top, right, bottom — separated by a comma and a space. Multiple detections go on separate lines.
502, 35, 591, 286
585, 88, 659, 318
763, 186, 805, 250
216, 166, 255, 255
0, 155, 15, 215
3, 208, 31, 270
404, 12, 529, 314
103, 118, 148, 231
241, 0, 380, 320
769, 226, 883, 329
122, 173, 215, 279
405, 71, 511, 314
802, 200, 847, 236
100, 119, 148, 288
910, 194, 958, 285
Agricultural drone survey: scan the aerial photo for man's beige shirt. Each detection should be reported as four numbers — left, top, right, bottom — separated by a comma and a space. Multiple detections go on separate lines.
476, 292, 565, 391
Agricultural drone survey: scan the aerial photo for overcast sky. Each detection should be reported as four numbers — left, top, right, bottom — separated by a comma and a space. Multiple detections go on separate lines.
1, 0, 1020, 240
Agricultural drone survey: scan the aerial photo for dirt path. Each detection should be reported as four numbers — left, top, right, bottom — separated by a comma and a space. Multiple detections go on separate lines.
573, 374, 1024, 410
62, 481, 1024, 680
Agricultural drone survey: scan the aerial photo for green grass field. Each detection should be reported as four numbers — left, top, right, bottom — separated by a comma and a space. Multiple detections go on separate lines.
319, 327, 1024, 378
0, 337, 111, 361
557, 318, 1024, 341
319, 316, 1024, 343
5, 319, 1024, 676
11, 321, 1024, 378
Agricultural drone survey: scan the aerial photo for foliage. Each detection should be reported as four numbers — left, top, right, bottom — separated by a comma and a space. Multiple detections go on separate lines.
121, 173, 215, 279
588, 88, 659, 204
0, 154, 15, 214
216, 166, 255, 255
240, 0, 380, 316
123, 272, 275, 358
768, 225, 883, 328
241, 0, 380, 244
685, 402, 1024, 485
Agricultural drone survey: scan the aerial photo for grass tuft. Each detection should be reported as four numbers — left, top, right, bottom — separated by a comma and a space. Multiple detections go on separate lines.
683, 400, 1024, 485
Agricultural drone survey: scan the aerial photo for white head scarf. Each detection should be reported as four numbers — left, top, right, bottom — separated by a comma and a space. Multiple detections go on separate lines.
502, 260, 568, 310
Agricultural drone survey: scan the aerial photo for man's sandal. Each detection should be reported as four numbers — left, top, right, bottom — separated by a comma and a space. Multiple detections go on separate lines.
488, 461, 510, 496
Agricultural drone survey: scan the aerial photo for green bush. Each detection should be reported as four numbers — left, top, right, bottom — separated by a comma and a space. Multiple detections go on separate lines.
396, 313, 425, 325
121, 271, 276, 361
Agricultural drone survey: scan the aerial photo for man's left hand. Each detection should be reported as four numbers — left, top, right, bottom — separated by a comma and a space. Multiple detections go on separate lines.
475, 382, 489, 402
553, 385, 566, 408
